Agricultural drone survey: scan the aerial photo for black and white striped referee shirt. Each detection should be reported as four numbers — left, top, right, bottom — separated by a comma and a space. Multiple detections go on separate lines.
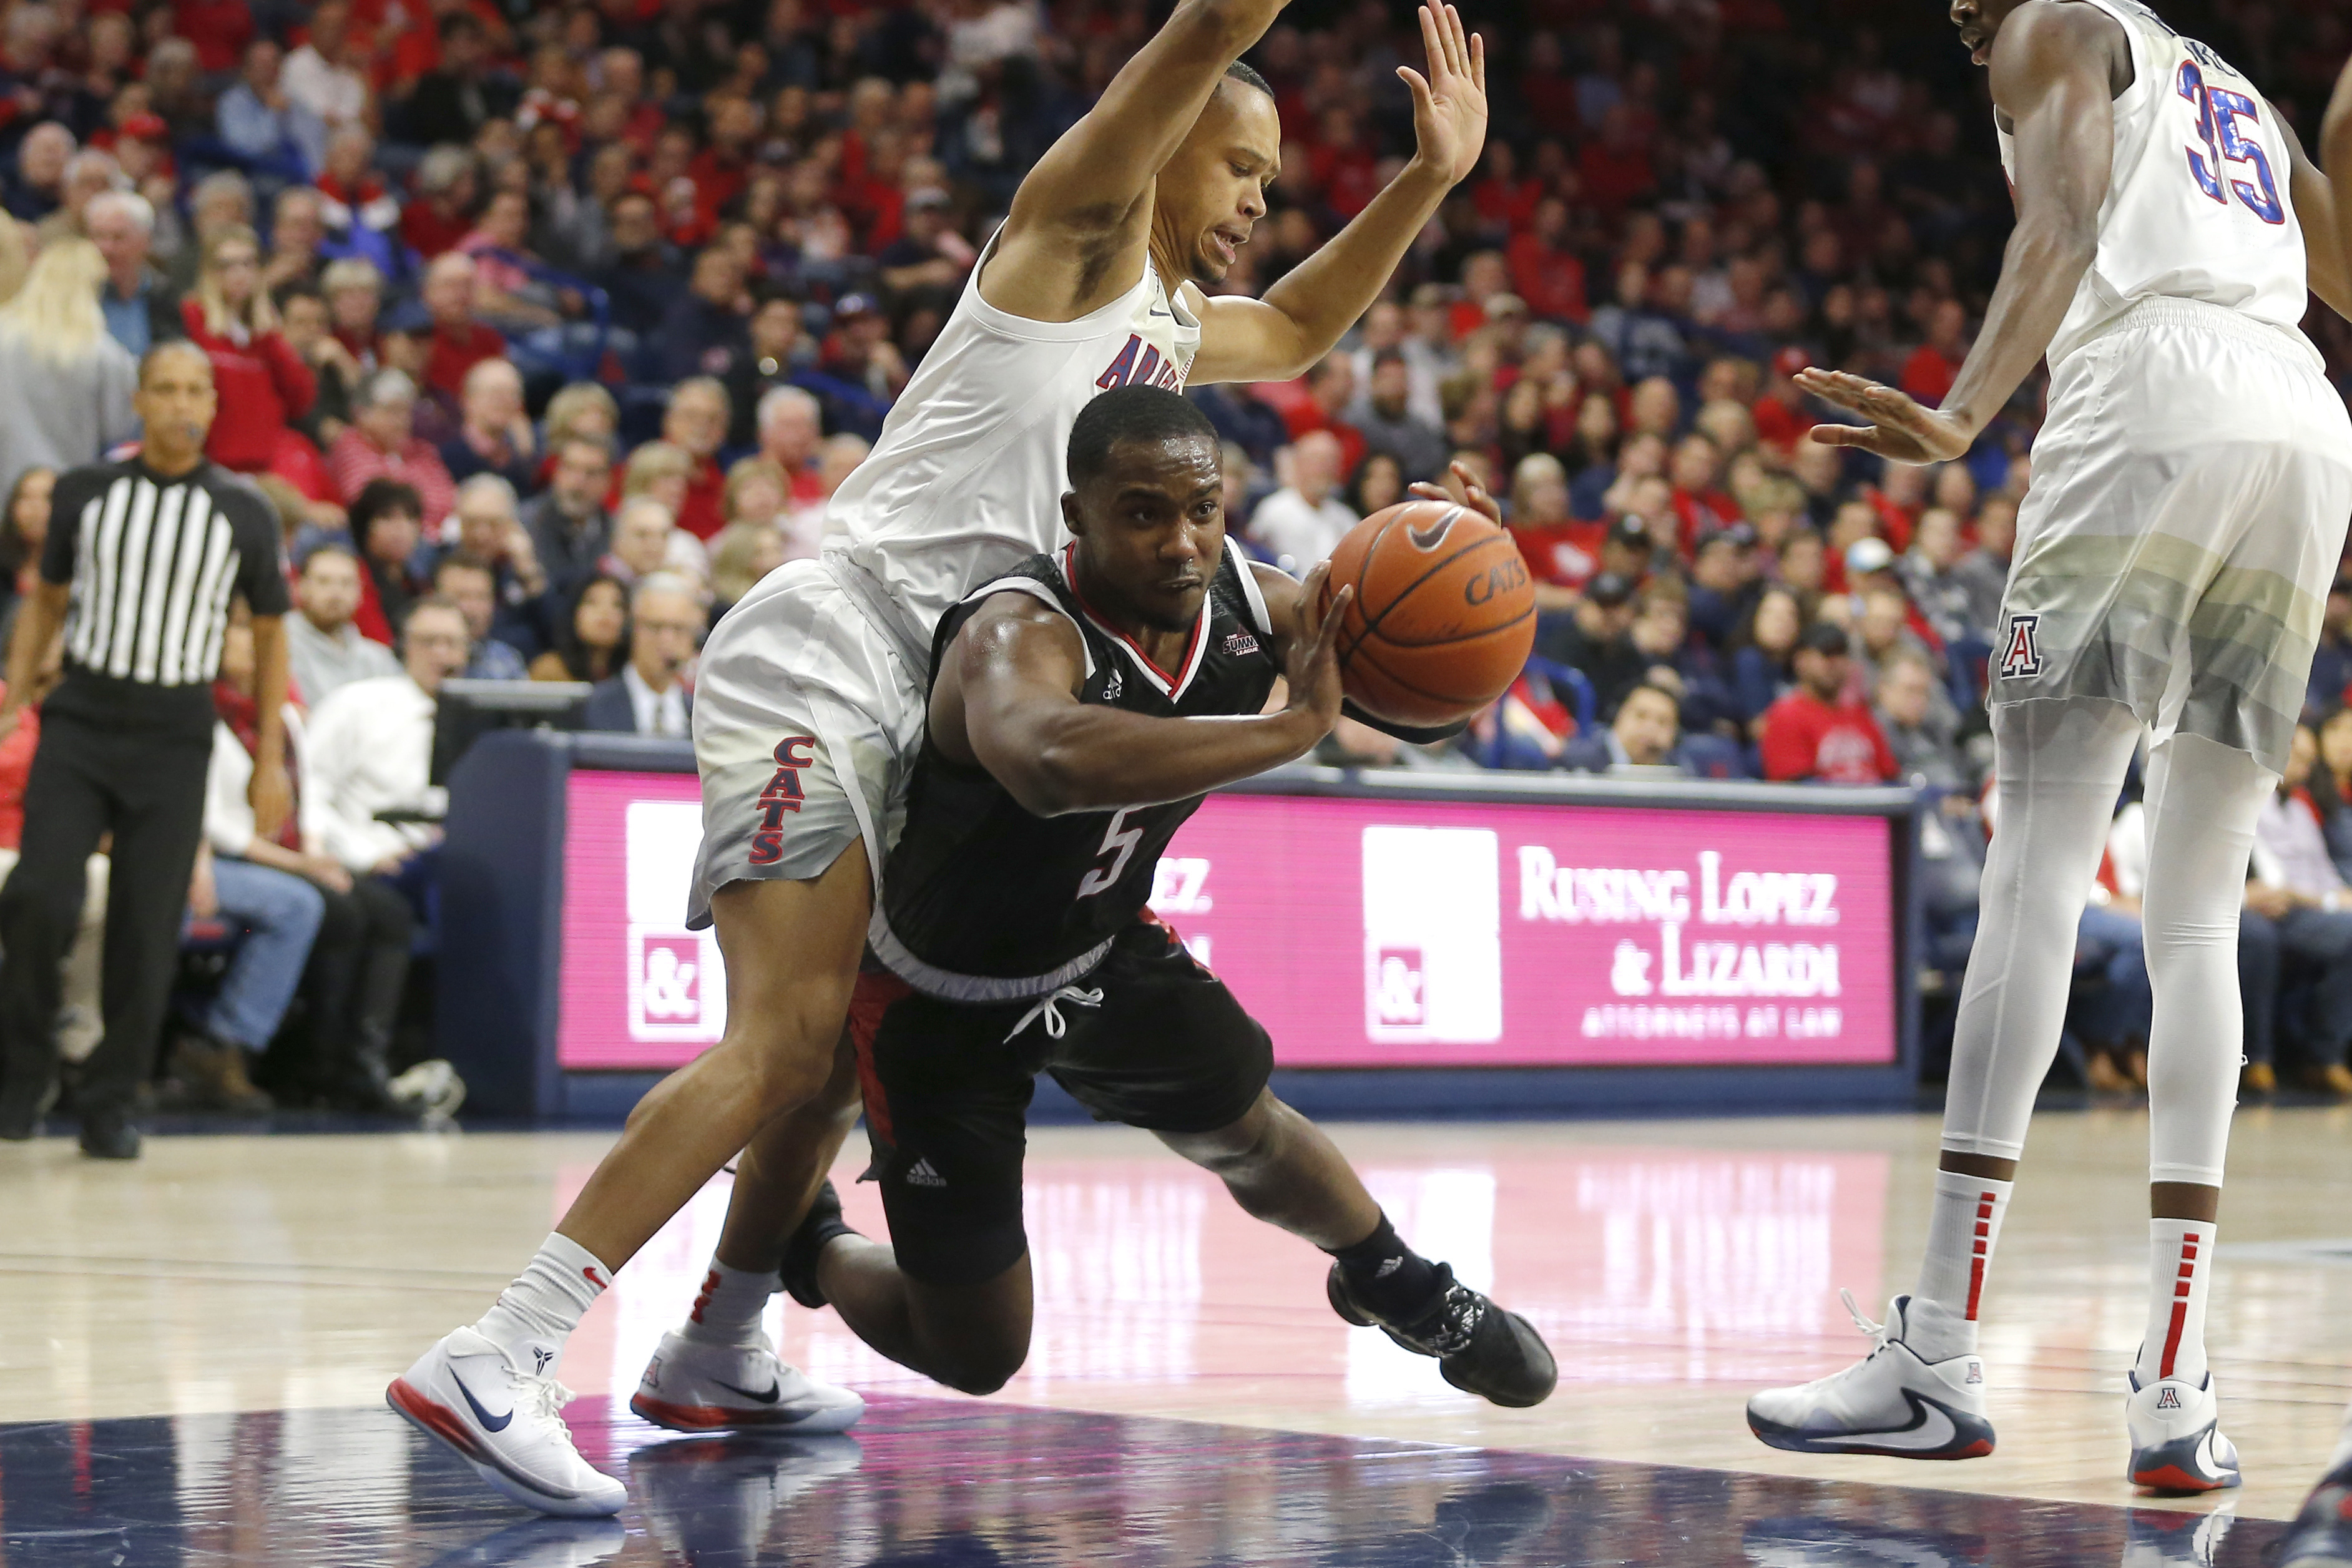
39, 457, 289, 740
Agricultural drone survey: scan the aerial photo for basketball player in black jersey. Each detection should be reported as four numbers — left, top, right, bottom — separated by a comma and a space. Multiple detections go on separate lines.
764, 387, 1556, 1408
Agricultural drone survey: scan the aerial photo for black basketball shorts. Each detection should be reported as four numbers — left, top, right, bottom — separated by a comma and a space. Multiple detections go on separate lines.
852, 918, 1275, 1286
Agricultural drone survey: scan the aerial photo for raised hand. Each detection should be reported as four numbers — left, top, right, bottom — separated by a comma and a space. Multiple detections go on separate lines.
1401, 4, 1487, 188
1797, 368, 1973, 465
1409, 459, 1499, 524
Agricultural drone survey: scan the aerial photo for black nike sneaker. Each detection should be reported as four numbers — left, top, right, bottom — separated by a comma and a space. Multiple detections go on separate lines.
777, 1180, 856, 1309
2276, 1458, 2352, 1567
1326, 1261, 1557, 1408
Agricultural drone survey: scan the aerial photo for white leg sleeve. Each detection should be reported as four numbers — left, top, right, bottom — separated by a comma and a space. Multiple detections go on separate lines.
1942, 698, 2144, 1162
2140, 732, 2273, 1188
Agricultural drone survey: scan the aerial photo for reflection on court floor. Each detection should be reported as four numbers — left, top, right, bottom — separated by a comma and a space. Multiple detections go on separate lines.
0, 1395, 2285, 1566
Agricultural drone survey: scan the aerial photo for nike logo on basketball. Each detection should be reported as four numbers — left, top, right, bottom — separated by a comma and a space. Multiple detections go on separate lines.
1408, 509, 1463, 550
716, 1377, 783, 1404
906, 1158, 948, 1188
451, 1373, 514, 1433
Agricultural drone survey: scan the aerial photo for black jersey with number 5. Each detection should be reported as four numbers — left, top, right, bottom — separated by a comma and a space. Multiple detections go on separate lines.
874, 542, 1279, 1001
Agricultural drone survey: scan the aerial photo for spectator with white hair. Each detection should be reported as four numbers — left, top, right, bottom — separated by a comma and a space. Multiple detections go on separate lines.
0, 239, 137, 501
580, 573, 701, 737
757, 385, 828, 559
36, 149, 122, 245
328, 369, 456, 528
602, 494, 707, 590
441, 471, 549, 655
1245, 431, 1358, 572
217, 37, 325, 179
88, 190, 180, 358
167, 170, 255, 290
440, 356, 536, 492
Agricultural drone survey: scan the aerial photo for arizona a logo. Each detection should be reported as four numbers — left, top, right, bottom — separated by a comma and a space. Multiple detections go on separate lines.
1998, 614, 2044, 680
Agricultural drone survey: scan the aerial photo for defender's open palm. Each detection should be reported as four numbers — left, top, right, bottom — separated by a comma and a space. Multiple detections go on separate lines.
1798, 368, 1972, 465
1403, 5, 1487, 186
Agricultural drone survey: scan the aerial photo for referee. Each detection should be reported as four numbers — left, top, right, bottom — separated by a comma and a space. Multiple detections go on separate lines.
0, 341, 293, 1158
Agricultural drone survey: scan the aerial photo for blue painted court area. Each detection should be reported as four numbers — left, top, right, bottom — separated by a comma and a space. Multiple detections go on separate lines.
0, 1396, 2274, 1566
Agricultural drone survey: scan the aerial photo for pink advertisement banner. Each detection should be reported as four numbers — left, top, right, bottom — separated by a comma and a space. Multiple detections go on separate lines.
559, 773, 1899, 1072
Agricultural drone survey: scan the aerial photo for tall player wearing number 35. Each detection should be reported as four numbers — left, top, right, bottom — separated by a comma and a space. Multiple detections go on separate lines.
1746, 0, 2352, 1502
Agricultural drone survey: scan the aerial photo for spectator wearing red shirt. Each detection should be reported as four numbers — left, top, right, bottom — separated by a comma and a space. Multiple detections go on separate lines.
1578, 103, 1658, 215
688, 97, 763, 220
179, 226, 319, 479
400, 145, 478, 261
659, 378, 732, 540
1899, 298, 1969, 409
329, 370, 457, 530
1506, 197, 1589, 324
418, 252, 506, 401
1506, 453, 1605, 608
175, 0, 255, 75
1469, 142, 1542, 237
1261, 356, 1366, 480
1760, 622, 1899, 785
1667, 433, 1740, 557
1308, 105, 1381, 221
1752, 346, 1819, 454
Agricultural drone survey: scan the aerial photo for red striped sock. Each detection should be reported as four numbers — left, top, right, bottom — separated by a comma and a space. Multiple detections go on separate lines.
2135, 1220, 2215, 1388
1912, 1169, 2013, 1357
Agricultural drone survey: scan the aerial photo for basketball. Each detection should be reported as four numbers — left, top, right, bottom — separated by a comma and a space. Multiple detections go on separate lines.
1315, 499, 1537, 729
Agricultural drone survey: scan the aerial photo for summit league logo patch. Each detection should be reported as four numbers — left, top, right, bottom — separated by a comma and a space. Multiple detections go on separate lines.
1997, 613, 2044, 680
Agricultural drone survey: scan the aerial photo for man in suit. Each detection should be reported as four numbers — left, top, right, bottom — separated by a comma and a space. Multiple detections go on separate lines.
582, 574, 699, 737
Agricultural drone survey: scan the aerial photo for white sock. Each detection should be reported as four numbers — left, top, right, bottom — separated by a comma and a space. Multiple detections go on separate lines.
680, 1260, 775, 1348
474, 1232, 611, 1361
2135, 1219, 2216, 1386
1908, 1169, 2013, 1359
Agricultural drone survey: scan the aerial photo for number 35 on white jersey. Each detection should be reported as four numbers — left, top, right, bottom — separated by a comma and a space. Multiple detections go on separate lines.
1996, 0, 2311, 366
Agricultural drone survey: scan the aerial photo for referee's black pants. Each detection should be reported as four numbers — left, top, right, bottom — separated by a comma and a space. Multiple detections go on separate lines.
0, 713, 210, 1119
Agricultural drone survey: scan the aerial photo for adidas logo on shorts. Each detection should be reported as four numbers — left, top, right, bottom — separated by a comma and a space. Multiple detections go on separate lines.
905, 1158, 948, 1188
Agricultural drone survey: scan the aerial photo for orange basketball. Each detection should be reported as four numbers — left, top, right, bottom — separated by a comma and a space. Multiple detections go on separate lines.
1314, 499, 1536, 729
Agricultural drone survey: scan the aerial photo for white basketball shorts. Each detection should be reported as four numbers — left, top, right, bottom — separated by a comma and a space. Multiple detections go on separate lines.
1991, 295, 2352, 774
687, 555, 928, 929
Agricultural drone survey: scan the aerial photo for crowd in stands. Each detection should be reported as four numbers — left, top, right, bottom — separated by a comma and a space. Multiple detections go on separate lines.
0, 0, 2346, 1108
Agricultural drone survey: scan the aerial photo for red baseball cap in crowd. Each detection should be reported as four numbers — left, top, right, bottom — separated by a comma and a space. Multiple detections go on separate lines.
1772, 345, 1810, 380
119, 113, 169, 142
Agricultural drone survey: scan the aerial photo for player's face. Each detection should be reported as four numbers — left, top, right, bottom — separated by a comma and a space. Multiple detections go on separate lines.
1157, 83, 1281, 286
1067, 436, 1227, 633
1949, 0, 2024, 66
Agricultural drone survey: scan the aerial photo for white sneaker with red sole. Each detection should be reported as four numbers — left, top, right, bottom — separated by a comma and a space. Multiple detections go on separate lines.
630, 1330, 865, 1434
386, 1327, 627, 1517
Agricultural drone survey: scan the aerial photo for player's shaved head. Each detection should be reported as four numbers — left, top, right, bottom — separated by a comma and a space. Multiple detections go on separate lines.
1067, 386, 1218, 489
1062, 388, 1225, 635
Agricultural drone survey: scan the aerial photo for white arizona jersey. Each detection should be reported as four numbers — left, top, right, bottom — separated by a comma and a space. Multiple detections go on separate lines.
824, 234, 1201, 659
1996, 0, 2310, 366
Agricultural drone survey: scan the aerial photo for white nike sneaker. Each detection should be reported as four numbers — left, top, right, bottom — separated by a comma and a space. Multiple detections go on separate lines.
1746, 1293, 1996, 1460
2126, 1370, 2242, 1492
629, 1329, 865, 1434
387, 1327, 627, 1517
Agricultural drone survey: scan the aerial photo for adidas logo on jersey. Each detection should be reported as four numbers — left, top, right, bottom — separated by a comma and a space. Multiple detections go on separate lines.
905, 1159, 948, 1188
1101, 666, 1124, 702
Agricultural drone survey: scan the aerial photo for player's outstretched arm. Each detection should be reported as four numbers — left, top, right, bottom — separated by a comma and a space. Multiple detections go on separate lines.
984, 0, 1291, 324
1801, 1, 2115, 465
1188, 4, 1487, 385
936, 576, 1353, 817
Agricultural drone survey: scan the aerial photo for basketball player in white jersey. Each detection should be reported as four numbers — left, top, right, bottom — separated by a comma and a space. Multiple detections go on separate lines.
386, 2, 1489, 1516
1743, 0, 2352, 1492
